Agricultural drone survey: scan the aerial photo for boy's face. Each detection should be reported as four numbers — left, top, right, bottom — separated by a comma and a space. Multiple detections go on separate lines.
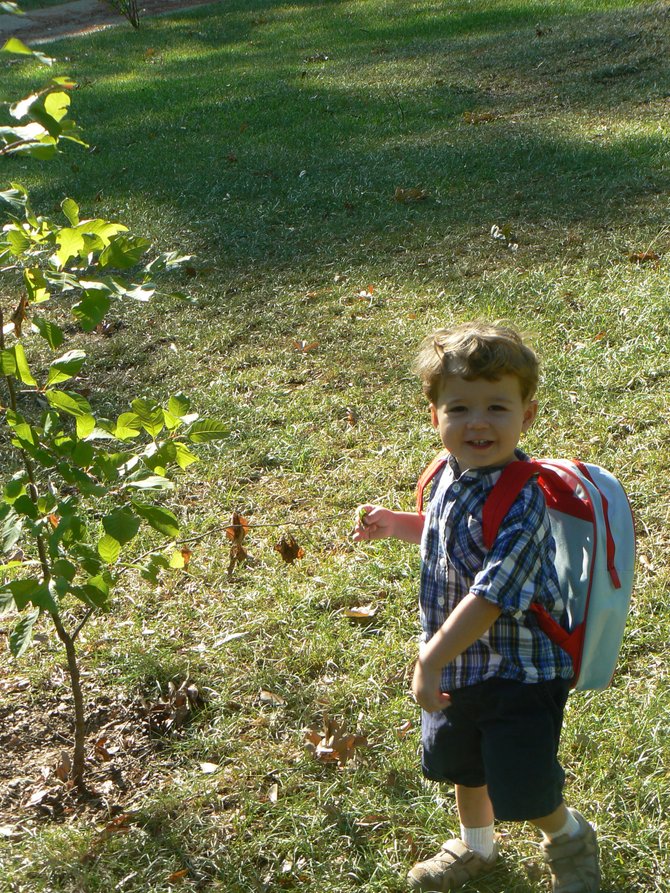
430, 374, 537, 470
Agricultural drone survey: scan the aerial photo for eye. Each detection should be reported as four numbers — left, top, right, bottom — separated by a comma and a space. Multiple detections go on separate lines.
490, 404, 508, 412
447, 405, 467, 414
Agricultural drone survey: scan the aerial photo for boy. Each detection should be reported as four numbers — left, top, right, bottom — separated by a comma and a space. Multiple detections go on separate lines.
353, 321, 600, 893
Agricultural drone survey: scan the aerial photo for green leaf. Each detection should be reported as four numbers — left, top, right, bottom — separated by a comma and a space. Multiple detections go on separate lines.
24, 268, 50, 304
99, 235, 151, 270
1, 511, 22, 553
72, 291, 111, 331
32, 317, 64, 348
13, 343, 37, 386
113, 411, 141, 440
9, 610, 40, 658
125, 474, 174, 491
102, 508, 140, 546
97, 534, 120, 564
187, 419, 229, 443
2, 37, 34, 56
169, 550, 187, 569
7, 579, 41, 610
0, 348, 17, 376
0, 588, 16, 615
43, 91, 70, 124
5, 228, 31, 254
76, 414, 96, 439
45, 389, 92, 417
132, 501, 180, 537
55, 226, 86, 266
61, 198, 80, 226
173, 442, 197, 469
130, 398, 164, 438
168, 393, 191, 418
52, 558, 76, 582
1, 38, 53, 65
46, 349, 86, 387
72, 574, 110, 611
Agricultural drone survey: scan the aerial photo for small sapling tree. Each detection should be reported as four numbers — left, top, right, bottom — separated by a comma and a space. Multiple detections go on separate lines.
1, 23, 225, 790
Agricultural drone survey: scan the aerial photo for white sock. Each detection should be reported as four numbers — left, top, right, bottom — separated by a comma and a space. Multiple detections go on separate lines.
543, 809, 581, 842
460, 823, 496, 859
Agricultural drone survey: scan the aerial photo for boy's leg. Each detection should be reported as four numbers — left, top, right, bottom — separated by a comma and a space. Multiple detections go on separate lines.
532, 804, 600, 893
408, 784, 499, 891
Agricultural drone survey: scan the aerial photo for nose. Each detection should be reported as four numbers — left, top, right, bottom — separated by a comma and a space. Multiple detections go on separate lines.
467, 412, 488, 429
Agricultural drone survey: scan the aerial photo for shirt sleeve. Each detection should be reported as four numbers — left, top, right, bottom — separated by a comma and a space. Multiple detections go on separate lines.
469, 484, 547, 615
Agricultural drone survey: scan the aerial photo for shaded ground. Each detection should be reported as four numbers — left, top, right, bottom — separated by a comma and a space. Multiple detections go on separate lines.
0, 671, 205, 839
1, 0, 212, 43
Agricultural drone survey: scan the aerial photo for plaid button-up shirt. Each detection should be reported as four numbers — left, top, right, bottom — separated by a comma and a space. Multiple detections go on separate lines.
419, 449, 574, 691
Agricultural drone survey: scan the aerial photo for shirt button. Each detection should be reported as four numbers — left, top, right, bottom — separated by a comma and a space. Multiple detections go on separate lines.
440, 557, 447, 568
437, 596, 445, 607
452, 483, 462, 494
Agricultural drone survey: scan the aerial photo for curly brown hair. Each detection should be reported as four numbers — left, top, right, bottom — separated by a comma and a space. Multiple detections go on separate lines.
414, 320, 539, 404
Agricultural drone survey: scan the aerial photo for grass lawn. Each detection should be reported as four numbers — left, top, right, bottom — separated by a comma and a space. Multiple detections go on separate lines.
1, 0, 669, 891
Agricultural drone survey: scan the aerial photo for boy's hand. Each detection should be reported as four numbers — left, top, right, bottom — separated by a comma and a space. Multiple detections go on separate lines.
412, 655, 452, 713
352, 505, 396, 541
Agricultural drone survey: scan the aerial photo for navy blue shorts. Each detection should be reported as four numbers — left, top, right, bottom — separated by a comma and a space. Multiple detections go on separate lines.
421, 677, 570, 822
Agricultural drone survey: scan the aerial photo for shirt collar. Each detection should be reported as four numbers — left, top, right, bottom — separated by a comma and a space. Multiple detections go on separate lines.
448, 448, 531, 488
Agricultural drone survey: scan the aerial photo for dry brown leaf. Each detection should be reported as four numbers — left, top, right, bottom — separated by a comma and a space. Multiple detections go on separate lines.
268, 782, 279, 803
343, 605, 377, 622
397, 720, 414, 738
292, 339, 319, 352
167, 869, 189, 883
259, 689, 286, 707
274, 534, 305, 563
394, 187, 429, 203
355, 813, 390, 828
55, 750, 72, 782
304, 715, 368, 766
200, 762, 220, 774
629, 250, 660, 265
225, 512, 249, 544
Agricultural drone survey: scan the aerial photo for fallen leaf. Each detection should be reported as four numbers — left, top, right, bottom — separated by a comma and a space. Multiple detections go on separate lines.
355, 813, 389, 828
345, 407, 358, 426
100, 814, 132, 838
180, 547, 192, 569
292, 339, 319, 353
629, 250, 660, 264
397, 720, 414, 738
55, 750, 72, 781
268, 783, 279, 803
259, 689, 286, 707
304, 715, 368, 766
343, 604, 377, 622
167, 869, 189, 883
394, 187, 429, 203
274, 534, 305, 563
200, 762, 220, 774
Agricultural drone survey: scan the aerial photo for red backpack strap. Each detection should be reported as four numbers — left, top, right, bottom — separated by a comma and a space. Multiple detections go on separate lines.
481, 460, 542, 549
415, 451, 450, 516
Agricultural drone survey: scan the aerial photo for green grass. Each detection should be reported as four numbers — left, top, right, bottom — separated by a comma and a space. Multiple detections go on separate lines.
1, 0, 670, 891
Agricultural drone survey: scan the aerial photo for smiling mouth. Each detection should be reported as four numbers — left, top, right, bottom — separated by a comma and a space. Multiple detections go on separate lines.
469, 440, 493, 448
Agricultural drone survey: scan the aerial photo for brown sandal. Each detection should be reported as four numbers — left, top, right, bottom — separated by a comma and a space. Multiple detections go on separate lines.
407, 838, 499, 891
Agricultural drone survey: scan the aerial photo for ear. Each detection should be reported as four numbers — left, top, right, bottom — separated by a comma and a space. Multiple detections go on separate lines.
521, 399, 538, 433
429, 403, 439, 429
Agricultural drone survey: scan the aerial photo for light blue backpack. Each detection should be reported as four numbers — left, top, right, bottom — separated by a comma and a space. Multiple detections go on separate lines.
417, 457, 636, 690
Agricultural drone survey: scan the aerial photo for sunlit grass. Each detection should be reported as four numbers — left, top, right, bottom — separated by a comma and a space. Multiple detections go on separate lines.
1, 0, 669, 890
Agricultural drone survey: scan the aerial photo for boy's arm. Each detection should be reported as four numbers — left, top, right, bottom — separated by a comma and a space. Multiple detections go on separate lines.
412, 594, 502, 712
352, 506, 424, 544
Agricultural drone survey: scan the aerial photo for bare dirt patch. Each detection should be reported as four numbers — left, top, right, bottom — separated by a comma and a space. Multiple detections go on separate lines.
0, 673, 205, 838
10, 0, 213, 44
